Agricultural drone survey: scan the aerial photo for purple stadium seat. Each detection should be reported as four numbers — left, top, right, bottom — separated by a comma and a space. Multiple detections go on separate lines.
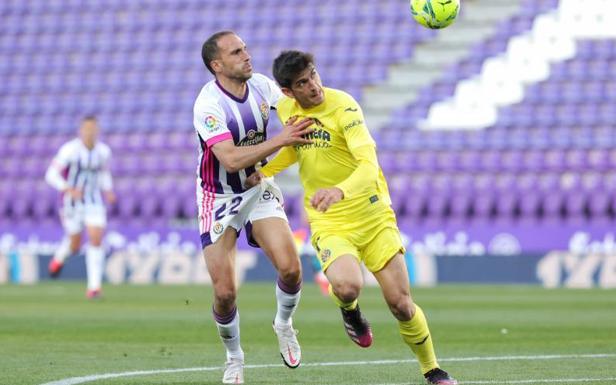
404, 194, 424, 220
450, 194, 472, 219
473, 193, 494, 219
584, 149, 605, 171
563, 191, 587, 218
117, 195, 138, 219
160, 195, 181, 219
435, 152, 457, 171
139, 195, 160, 219
543, 150, 566, 172
457, 151, 480, 172
537, 173, 560, 192
500, 151, 523, 173
587, 189, 611, 218
542, 192, 565, 219
495, 192, 518, 218
519, 194, 541, 218
181, 198, 198, 219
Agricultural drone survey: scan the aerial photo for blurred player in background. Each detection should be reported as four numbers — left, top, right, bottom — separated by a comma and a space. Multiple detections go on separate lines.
195, 31, 313, 384
246, 51, 458, 385
45, 116, 115, 299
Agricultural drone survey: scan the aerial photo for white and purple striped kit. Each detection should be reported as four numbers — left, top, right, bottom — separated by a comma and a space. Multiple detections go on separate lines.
47, 138, 113, 208
192, 73, 284, 245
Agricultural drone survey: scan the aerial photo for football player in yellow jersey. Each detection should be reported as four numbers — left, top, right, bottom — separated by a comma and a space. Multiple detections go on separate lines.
246, 51, 458, 385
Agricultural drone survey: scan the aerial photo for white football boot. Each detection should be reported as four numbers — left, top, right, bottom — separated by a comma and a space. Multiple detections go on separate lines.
273, 320, 301, 368
222, 357, 244, 384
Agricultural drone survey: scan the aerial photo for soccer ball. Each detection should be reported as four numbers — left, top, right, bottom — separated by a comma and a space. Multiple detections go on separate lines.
410, 0, 460, 29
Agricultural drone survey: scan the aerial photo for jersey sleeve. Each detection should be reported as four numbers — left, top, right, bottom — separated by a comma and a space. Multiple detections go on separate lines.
194, 99, 232, 148
260, 146, 297, 177
335, 145, 379, 199
338, 95, 375, 150
45, 142, 73, 191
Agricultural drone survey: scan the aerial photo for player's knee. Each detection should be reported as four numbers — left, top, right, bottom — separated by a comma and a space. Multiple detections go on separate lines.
276, 257, 302, 284
90, 239, 103, 247
332, 280, 361, 303
69, 237, 81, 252
214, 287, 237, 310
278, 267, 301, 286
69, 244, 81, 254
388, 296, 414, 321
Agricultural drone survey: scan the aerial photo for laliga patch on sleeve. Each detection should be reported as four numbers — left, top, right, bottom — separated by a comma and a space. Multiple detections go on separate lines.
203, 115, 220, 133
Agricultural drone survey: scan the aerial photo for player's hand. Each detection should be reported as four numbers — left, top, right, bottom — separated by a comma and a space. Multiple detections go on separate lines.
104, 191, 117, 204
245, 171, 263, 188
276, 116, 314, 146
65, 187, 83, 200
310, 187, 344, 213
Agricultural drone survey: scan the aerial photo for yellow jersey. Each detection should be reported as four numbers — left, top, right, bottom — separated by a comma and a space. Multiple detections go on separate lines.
261, 87, 392, 227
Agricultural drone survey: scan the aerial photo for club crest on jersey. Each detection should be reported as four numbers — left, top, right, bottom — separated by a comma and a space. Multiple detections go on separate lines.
320, 249, 331, 263
247, 129, 256, 139
260, 102, 269, 121
213, 222, 224, 234
204, 115, 219, 133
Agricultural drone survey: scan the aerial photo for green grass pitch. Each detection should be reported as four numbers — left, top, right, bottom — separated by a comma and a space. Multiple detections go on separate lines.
1, 283, 615, 385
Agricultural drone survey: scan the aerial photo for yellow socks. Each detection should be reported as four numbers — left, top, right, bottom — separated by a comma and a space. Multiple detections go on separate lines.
328, 284, 358, 311
328, 285, 438, 375
398, 304, 439, 374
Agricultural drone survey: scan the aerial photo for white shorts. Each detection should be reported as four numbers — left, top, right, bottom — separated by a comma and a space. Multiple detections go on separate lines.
61, 204, 107, 235
197, 179, 287, 249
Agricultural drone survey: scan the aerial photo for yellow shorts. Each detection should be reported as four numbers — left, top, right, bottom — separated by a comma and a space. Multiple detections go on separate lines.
311, 209, 405, 273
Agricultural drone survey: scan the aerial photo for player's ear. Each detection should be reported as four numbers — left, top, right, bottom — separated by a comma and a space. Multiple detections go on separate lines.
281, 87, 295, 99
210, 59, 223, 74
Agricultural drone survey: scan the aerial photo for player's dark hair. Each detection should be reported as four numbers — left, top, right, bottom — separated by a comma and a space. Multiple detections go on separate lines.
202, 30, 235, 75
272, 50, 315, 88
82, 115, 97, 122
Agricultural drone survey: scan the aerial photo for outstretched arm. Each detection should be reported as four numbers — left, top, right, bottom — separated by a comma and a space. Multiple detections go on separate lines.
260, 146, 298, 177
45, 160, 69, 192
211, 117, 310, 173
244, 146, 297, 188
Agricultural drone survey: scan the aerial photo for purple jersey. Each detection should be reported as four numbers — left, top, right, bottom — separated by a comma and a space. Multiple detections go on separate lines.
193, 73, 282, 195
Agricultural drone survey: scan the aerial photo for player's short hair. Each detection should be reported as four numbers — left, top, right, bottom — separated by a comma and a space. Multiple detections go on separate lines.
272, 50, 315, 89
82, 115, 97, 122
202, 30, 235, 75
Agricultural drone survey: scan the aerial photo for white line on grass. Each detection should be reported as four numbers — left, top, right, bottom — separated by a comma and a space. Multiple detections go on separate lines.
39, 353, 616, 385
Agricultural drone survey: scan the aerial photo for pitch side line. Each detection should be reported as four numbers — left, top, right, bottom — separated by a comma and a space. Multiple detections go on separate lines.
39, 353, 616, 385
376, 378, 616, 385
455, 378, 616, 384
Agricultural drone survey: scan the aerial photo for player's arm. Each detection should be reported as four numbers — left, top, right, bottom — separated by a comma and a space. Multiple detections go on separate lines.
45, 159, 68, 191
311, 95, 376, 212
261, 146, 297, 177
335, 145, 379, 198
218, 74, 299, 177
195, 97, 311, 173
244, 146, 297, 188
211, 117, 308, 173
99, 146, 116, 204
335, 95, 378, 198
45, 145, 82, 199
